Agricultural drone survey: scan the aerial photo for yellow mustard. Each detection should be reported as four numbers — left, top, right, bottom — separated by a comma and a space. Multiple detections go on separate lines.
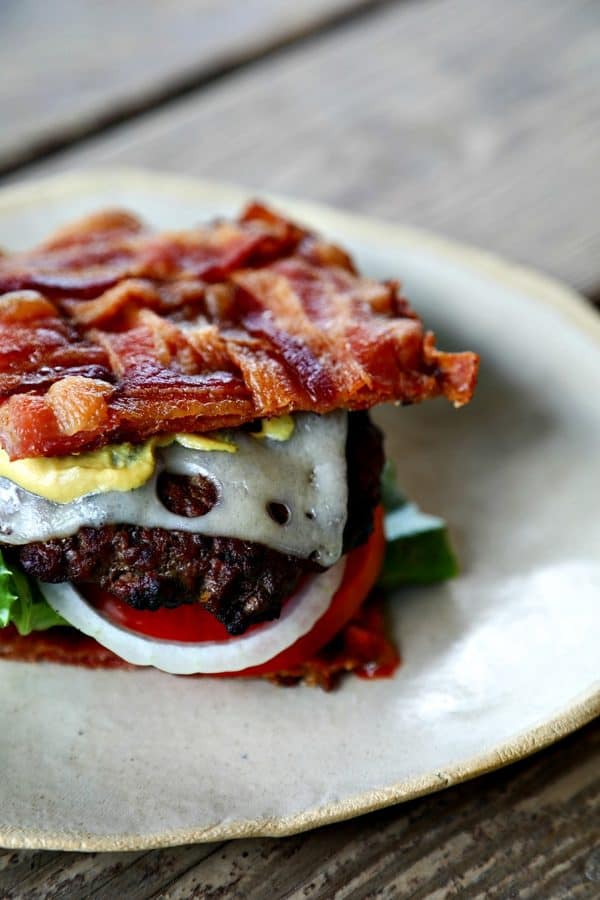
0, 417, 294, 504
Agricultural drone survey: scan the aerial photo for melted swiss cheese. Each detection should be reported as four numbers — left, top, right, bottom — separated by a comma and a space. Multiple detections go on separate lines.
0, 413, 348, 566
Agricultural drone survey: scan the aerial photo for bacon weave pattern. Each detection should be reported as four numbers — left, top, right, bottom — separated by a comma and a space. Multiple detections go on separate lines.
0, 203, 478, 459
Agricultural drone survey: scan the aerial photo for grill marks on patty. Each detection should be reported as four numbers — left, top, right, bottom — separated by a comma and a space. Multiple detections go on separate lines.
18, 528, 312, 636
157, 471, 220, 518
4, 413, 383, 635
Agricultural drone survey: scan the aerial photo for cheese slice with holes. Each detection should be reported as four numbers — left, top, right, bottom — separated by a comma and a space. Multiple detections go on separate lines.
0, 412, 348, 565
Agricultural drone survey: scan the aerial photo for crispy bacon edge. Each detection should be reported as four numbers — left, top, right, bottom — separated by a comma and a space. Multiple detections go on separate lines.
0, 203, 479, 460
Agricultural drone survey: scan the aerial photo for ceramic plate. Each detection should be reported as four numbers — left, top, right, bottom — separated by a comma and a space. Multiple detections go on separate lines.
0, 170, 598, 851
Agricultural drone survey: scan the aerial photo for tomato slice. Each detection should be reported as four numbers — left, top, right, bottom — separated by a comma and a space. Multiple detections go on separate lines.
87, 506, 386, 675
86, 586, 235, 643
235, 506, 385, 676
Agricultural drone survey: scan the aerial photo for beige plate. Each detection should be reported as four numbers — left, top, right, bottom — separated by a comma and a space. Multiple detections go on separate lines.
0, 170, 598, 852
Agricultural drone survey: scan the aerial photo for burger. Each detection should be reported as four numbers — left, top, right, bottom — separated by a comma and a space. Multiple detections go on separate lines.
0, 202, 478, 687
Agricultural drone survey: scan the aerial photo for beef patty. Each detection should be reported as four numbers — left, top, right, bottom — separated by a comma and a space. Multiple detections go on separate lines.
4, 412, 384, 635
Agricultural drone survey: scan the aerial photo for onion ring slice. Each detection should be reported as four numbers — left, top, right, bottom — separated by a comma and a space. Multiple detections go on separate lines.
39, 560, 346, 675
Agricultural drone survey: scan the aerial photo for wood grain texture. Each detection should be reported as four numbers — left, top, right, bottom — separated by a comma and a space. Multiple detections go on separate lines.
0, 0, 381, 171
14, 0, 600, 295
0, 721, 598, 898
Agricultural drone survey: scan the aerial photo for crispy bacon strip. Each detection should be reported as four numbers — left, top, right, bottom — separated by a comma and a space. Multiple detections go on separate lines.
0, 204, 478, 459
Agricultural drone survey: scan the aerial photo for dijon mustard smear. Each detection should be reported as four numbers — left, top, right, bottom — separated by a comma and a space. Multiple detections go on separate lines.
0, 418, 295, 504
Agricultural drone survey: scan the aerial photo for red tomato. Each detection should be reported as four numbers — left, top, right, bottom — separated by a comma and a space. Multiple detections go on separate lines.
87, 506, 386, 675
235, 506, 385, 676
87, 587, 234, 643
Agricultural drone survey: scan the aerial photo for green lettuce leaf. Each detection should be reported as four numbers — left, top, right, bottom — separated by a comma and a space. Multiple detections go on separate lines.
0, 551, 66, 635
379, 461, 458, 589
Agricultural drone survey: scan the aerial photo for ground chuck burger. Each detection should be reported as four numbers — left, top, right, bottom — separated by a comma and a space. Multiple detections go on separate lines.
0, 202, 478, 685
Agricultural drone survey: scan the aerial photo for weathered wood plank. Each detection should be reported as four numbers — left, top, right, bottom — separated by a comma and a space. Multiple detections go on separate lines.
0, 845, 222, 900
0, 722, 597, 898
0, 0, 380, 171
15, 0, 600, 294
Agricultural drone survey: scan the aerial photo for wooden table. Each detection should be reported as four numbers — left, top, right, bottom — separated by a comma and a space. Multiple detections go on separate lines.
1, 1, 599, 896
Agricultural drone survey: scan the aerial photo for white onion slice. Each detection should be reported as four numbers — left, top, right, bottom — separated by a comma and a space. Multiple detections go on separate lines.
38, 560, 346, 675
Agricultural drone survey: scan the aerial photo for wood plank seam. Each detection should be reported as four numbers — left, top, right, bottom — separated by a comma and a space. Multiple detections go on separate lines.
0, 0, 403, 180
14, 0, 598, 294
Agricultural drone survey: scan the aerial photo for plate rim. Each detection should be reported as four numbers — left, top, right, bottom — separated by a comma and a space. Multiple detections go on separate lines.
0, 168, 598, 851
1, 689, 597, 851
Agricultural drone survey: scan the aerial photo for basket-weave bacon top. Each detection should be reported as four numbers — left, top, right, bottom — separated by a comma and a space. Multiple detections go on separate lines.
0, 203, 478, 460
